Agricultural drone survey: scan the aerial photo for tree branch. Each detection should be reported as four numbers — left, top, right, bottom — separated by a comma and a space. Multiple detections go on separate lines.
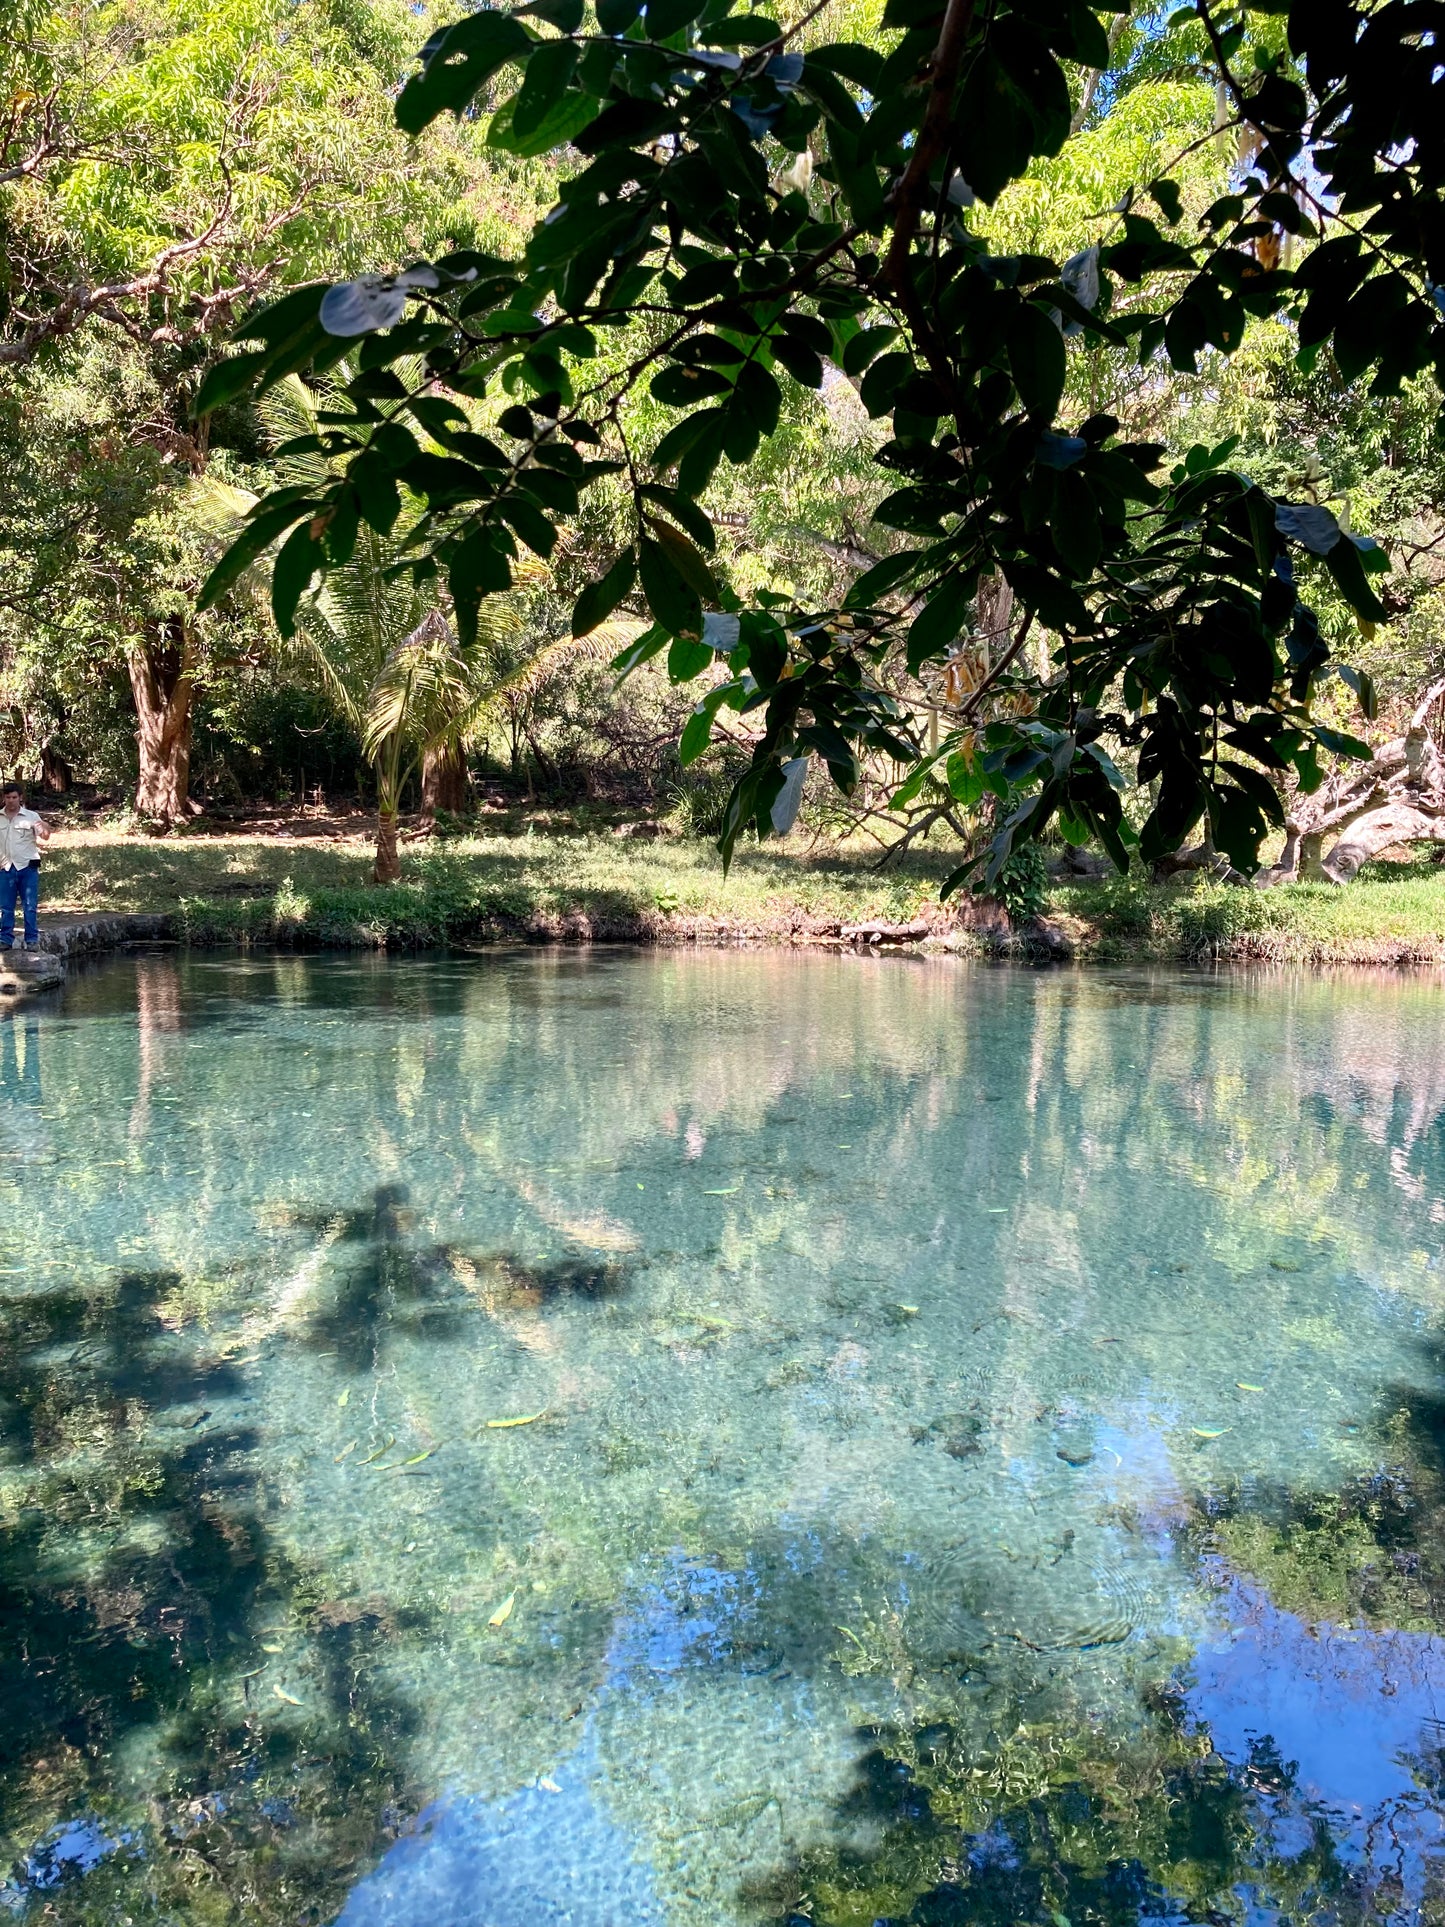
882, 0, 976, 297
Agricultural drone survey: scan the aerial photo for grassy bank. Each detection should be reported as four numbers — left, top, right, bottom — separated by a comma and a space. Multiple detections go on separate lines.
39, 823, 1445, 963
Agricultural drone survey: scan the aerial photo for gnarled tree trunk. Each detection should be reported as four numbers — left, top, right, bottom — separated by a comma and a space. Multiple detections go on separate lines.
373, 812, 401, 885
1322, 805, 1445, 883
129, 615, 196, 824
420, 741, 468, 824
39, 743, 72, 794
1258, 677, 1445, 885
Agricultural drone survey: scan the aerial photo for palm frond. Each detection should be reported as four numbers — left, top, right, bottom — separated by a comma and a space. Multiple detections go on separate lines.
446, 620, 645, 745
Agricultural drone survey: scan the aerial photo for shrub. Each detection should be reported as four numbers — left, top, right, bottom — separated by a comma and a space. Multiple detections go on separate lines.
989, 843, 1049, 925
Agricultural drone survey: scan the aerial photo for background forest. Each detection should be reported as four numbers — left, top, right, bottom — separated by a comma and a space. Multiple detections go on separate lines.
3, 0, 1445, 908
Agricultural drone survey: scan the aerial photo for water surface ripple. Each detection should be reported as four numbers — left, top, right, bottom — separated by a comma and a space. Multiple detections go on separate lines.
1, 952, 1444, 1922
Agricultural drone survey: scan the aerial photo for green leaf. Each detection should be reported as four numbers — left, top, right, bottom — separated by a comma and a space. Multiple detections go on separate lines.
651, 407, 725, 471
639, 536, 702, 636
450, 537, 513, 642
648, 520, 719, 600
946, 752, 985, 808
193, 349, 268, 417
646, 0, 705, 34
487, 86, 600, 155
845, 550, 920, 608
513, 38, 580, 140
769, 335, 824, 388
232, 283, 327, 348
611, 622, 668, 675
906, 588, 967, 673
677, 412, 728, 495
680, 684, 736, 764
1324, 536, 1388, 623
350, 453, 402, 534
271, 522, 324, 636
196, 498, 315, 611
1051, 471, 1102, 580
518, 0, 583, 27
1148, 177, 1183, 225
1008, 304, 1067, 420
397, 12, 531, 135
668, 634, 713, 679
575, 95, 674, 154
496, 494, 558, 556
639, 484, 716, 551
1338, 663, 1378, 721
652, 364, 733, 405
841, 324, 900, 376
572, 549, 637, 636
1313, 725, 1372, 761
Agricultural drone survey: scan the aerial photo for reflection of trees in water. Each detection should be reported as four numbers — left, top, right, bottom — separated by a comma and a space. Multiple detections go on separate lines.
0, 1266, 421, 1923
8, 956, 1445, 1919
756, 1696, 1405, 1926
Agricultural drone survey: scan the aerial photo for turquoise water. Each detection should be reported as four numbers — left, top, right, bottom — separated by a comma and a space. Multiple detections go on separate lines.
3, 950, 1445, 1922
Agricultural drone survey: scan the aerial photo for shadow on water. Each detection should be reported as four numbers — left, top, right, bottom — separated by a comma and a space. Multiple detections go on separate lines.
274, 1183, 636, 1371
0, 1259, 423, 1923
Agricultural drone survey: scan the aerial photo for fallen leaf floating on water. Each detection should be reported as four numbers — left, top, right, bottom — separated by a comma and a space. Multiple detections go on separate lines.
1193, 1427, 1230, 1439
488, 1592, 516, 1628
336, 1388, 350, 1408
334, 1439, 358, 1463
703, 1185, 740, 1195
399, 1448, 435, 1466
486, 1410, 546, 1430
273, 1686, 302, 1706
1237, 1382, 1265, 1392
360, 1436, 395, 1464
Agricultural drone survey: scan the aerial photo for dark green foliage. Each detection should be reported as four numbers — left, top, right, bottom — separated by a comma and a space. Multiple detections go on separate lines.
990, 841, 1048, 924
196, 0, 1445, 880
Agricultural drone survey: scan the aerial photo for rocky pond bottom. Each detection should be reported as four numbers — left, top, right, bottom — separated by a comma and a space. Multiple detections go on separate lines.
2, 949, 1445, 1924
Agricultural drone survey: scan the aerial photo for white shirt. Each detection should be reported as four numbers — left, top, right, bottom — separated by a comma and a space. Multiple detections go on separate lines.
0, 808, 43, 871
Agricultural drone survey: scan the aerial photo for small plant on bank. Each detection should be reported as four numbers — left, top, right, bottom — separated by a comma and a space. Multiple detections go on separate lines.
990, 844, 1049, 926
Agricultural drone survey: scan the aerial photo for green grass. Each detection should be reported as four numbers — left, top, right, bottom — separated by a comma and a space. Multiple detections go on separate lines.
46, 827, 960, 946
42, 827, 1445, 961
1055, 861, 1445, 963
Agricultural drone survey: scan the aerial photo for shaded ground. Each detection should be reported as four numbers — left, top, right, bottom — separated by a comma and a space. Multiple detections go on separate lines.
31, 821, 1445, 962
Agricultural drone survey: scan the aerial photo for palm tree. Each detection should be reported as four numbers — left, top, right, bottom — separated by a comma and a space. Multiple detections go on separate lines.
214, 372, 630, 882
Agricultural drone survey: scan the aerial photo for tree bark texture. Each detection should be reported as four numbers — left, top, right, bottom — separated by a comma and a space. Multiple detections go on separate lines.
129, 615, 196, 823
1258, 678, 1445, 885
39, 743, 72, 793
373, 811, 401, 885
420, 741, 468, 822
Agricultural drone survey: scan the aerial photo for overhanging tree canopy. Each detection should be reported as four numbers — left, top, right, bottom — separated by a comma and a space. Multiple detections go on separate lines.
197, 0, 1445, 883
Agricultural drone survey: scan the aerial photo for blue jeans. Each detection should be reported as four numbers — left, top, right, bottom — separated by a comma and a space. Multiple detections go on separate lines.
0, 864, 39, 947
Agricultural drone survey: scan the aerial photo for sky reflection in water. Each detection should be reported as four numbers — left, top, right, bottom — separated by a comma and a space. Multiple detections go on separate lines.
2, 952, 1445, 1922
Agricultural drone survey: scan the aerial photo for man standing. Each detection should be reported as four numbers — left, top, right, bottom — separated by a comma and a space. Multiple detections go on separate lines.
0, 782, 50, 951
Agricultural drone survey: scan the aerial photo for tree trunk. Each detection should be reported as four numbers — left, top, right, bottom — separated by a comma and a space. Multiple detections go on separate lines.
129, 615, 196, 823
39, 743, 72, 794
1321, 804, 1445, 883
1299, 830, 1326, 881
373, 812, 401, 885
420, 741, 468, 823
974, 572, 1015, 673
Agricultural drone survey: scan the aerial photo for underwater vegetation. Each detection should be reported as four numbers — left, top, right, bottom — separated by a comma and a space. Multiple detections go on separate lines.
5, 953, 1445, 1922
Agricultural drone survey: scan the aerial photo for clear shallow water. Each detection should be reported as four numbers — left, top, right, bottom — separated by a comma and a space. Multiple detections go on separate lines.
2, 952, 1445, 1922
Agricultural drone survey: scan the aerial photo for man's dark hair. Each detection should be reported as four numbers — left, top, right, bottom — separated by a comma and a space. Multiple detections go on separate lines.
1, 782, 21, 797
